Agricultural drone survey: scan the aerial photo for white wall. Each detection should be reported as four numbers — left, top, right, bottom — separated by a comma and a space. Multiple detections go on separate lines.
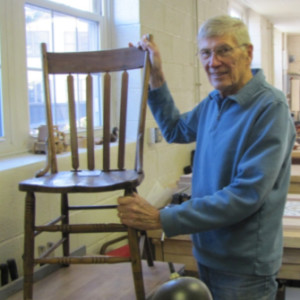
287, 34, 300, 117
288, 34, 300, 75
248, 9, 274, 84
273, 28, 284, 91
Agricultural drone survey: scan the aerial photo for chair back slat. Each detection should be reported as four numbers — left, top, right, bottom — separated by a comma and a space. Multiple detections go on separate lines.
118, 71, 128, 170
46, 48, 146, 74
67, 75, 79, 171
103, 73, 111, 172
86, 74, 95, 170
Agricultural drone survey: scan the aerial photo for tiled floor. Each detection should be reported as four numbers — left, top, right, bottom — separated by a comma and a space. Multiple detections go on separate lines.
286, 287, 300, 300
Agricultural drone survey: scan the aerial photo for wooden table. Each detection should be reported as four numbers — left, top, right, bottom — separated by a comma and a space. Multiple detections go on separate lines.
148, 230, 198, 274
289, 164, 300, 193
278, 222, 300, 280
292, 150, 300, 165
281, 164, 300, 280
6, 261, 184, 300
278, 193, 300, 280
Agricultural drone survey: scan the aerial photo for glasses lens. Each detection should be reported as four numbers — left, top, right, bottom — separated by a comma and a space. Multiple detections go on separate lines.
215, 45, 233, 57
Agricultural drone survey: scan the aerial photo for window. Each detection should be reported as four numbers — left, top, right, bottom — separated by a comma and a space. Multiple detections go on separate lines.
0, 0, 108, 157
25, 1, 102, 133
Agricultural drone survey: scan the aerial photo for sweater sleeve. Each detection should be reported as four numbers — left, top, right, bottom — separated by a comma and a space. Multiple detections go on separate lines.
148, 82, 198, 143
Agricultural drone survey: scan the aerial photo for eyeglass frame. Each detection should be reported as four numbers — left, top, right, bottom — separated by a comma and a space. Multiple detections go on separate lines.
198, 43, 248, 61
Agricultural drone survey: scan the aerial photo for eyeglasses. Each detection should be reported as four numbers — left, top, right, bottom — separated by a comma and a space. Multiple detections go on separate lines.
198, 44, 247, 60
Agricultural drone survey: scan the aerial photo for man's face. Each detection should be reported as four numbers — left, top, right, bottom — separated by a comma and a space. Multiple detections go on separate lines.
198, 34, 253, 97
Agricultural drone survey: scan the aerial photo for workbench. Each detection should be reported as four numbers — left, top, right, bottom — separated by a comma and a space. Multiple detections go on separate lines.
148, 230, 198, 274
289, 164, 300, 193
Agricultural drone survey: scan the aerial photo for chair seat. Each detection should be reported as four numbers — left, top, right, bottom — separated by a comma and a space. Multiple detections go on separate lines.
19, 169, 144, 193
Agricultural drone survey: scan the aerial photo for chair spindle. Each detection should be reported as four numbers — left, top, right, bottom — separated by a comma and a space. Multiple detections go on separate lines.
103, 72, 111, 171
67, 74, 79, 171
118, 71, 128, 170
86, 74, 95, 170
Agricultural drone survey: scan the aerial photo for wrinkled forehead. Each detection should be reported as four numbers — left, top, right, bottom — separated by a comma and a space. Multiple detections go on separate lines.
198, 34, 238, 49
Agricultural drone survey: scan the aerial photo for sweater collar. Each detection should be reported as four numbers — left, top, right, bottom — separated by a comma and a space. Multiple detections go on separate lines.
208, 68, 263, 106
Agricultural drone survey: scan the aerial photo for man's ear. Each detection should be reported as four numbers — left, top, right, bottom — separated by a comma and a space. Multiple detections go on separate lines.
246, 44, 254, 63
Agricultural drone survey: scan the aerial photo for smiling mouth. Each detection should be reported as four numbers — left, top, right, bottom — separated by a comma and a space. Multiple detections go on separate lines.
210, 71, 228, 77
209, 72, 230, 82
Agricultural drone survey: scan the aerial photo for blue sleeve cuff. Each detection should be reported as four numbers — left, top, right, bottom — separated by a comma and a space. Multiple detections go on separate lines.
160, 205, 182, 237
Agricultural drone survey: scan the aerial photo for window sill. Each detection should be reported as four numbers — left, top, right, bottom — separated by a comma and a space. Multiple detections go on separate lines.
0, 152, 49, 172
0, 149, 91, 172
0, 140, 132, 172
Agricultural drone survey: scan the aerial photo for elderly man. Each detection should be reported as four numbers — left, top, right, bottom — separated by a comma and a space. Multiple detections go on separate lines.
118, 15, 295, 300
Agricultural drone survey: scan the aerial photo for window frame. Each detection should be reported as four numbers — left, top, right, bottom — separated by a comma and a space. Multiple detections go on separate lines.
0, 0, 108, 158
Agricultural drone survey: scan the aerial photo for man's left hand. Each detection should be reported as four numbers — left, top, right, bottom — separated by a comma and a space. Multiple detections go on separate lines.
117, 193, 162, 230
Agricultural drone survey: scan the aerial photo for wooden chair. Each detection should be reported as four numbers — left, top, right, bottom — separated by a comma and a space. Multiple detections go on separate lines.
19, 43, 152, 300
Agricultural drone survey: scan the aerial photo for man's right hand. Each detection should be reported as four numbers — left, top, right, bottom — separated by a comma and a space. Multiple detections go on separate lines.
129, 34, 165, 89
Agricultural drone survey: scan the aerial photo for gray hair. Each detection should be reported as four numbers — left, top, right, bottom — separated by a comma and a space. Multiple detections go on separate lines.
198, 15, 251, 46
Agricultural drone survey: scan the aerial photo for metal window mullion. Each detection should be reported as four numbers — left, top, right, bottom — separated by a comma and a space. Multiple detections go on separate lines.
93, 0, 102, 16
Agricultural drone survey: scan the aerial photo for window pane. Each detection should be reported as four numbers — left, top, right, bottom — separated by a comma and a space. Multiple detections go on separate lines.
77, 19, 99, 51
52, 13, 99, 52
28, 70, 45, 129
26, 6, 52, 67
25, 4, 101, 132
53, 12, 77, 52
48, 0, 95, 13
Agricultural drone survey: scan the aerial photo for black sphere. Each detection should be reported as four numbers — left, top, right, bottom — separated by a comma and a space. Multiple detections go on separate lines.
151, 276, 213, 300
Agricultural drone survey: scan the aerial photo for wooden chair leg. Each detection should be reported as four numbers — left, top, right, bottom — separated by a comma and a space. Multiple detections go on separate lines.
23, 192, 35, 300
140, 231, 154, 267
128, 227, 145, 300
61, 193, 70, 266
124, 187, 147, 299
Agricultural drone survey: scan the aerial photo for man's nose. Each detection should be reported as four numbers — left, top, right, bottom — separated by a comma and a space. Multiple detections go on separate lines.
208, 53, 222, 66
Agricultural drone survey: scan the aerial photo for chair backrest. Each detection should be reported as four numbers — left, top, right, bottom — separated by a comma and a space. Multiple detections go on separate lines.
39, 43, 150, 176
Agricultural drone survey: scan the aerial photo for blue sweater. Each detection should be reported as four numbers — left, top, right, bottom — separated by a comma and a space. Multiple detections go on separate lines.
148, 69, 296, 276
